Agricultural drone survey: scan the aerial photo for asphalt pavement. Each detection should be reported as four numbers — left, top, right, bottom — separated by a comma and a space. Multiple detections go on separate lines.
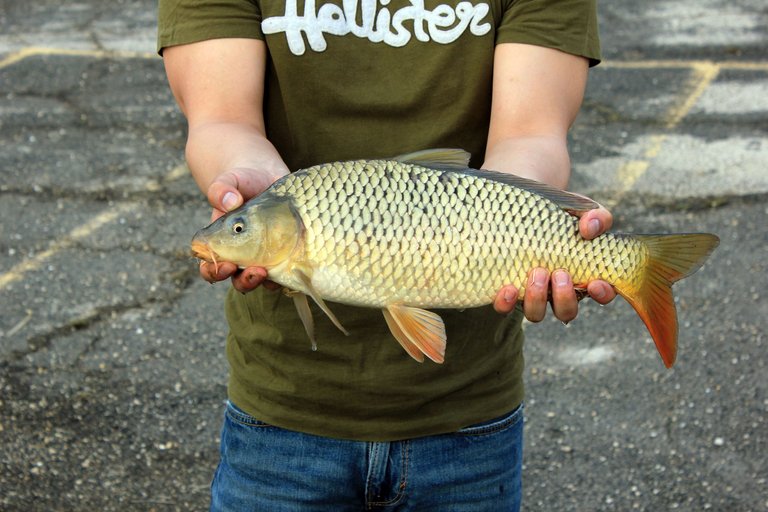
1, 1, 766, 511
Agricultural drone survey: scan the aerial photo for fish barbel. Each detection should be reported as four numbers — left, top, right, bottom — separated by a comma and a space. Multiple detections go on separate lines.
191, 149, 719, 367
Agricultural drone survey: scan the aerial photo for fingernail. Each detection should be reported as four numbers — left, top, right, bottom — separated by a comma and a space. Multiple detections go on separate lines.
591, 285, 606, 301
531, 269, 547, 288
503, 289, 515, 303
587, 218, 601, 238
222, 192, 239, 211
552, 270, 570, 287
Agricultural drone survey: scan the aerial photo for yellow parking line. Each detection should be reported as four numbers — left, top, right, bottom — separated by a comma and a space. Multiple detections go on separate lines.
718, 61, 768, 70
600, 57, 767, 206
0, 203, 135, 290
604, 62, 722, 208
603, 59, 768, 71
664, 62, 721, 129
0, 46, 157, 69
0, 163, 189, 291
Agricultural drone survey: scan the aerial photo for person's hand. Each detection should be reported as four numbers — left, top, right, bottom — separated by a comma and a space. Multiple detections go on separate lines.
492, 204, 617, 322
198, 167, 282, 293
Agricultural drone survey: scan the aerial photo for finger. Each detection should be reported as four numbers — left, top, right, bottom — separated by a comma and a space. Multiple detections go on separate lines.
493, 284, 519, 314
232, 266, 269, 294
587, 280, 617, 305
579, 205, 613, 240
523, 268, 549, 322
550, 270, 578, 323
199, 261, 239, 283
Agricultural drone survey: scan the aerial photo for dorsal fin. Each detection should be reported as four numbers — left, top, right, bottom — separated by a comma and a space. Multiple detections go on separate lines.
463, 168, 600, 214
393, 148, 470, 169
392, 148, 599, 214
300, 148, 597, 215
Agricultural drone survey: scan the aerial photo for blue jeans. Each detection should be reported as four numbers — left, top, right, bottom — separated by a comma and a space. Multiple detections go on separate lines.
211, 401, 524, 511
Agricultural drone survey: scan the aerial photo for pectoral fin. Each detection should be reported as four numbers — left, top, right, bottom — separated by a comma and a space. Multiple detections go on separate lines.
383, 304, 446, 364
293, 268, 349, 336
289, 291, 317, 351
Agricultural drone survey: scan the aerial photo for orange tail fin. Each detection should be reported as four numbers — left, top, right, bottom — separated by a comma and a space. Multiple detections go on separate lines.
615, 233, 719, 368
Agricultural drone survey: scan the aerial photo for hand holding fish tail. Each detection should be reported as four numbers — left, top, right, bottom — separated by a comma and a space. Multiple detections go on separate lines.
484, 45, 617, 322
492, 201, 617, 321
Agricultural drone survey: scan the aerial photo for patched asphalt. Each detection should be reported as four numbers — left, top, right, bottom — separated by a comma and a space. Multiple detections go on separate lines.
1, 1, 766, 511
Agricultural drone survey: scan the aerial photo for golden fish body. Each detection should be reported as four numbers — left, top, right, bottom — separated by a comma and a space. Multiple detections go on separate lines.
191, 149, 719, 367
270, 160, 633, 306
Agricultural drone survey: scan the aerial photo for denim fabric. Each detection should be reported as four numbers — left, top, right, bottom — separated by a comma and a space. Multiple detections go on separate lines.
211, 401, 524, 511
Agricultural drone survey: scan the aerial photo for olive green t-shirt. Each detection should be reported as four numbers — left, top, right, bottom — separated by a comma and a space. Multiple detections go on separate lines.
158, 0, 600, 441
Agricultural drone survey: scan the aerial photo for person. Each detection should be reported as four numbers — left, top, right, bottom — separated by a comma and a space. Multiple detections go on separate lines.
158, 0, 616, 509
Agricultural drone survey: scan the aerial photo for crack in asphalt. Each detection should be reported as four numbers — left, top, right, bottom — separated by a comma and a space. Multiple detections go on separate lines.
5, 265, 199, 365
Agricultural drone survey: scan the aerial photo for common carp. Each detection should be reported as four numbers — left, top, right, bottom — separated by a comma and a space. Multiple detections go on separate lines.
191, 149, 719, 367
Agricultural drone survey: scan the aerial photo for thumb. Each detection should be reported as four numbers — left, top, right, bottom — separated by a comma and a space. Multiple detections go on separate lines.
207, 172, 243, 214
206, 168, 280, 216
578, 205, 613, 240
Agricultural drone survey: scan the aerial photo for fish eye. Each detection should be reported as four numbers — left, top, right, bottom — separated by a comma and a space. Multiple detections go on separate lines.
231, 217, 246, 234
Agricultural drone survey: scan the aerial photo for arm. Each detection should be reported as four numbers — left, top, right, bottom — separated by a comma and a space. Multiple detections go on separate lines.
163, 38, 288, 291
483, 43, 616, 321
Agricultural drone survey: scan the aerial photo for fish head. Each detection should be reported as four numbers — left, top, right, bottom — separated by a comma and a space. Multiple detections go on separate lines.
191, 198, 301, 269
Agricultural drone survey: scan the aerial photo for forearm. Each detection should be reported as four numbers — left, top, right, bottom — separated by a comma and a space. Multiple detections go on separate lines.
482, 135, 571, 190
186, 121, 289, 195
162, 38, 286, 197
483, 44, 587, 190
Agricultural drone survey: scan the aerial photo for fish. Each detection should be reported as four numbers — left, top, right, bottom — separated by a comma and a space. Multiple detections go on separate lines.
191, 149, 719, 367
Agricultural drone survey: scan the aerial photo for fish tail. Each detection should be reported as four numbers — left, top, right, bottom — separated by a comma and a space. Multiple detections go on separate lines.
614, 233, 719, 368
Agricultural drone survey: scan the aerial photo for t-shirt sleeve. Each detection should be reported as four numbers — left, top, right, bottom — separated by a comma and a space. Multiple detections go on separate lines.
157, 0, 264, 54
495, 0, 601, 66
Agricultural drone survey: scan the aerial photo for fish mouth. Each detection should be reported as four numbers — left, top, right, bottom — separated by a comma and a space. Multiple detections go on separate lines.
191, 238, 221, 269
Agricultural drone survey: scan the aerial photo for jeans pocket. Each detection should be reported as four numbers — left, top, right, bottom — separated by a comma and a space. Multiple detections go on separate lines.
225, 401, 272, 428
456, 402, 524, 436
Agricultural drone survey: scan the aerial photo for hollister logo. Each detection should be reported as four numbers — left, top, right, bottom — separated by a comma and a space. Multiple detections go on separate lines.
262, 0, 492, 55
